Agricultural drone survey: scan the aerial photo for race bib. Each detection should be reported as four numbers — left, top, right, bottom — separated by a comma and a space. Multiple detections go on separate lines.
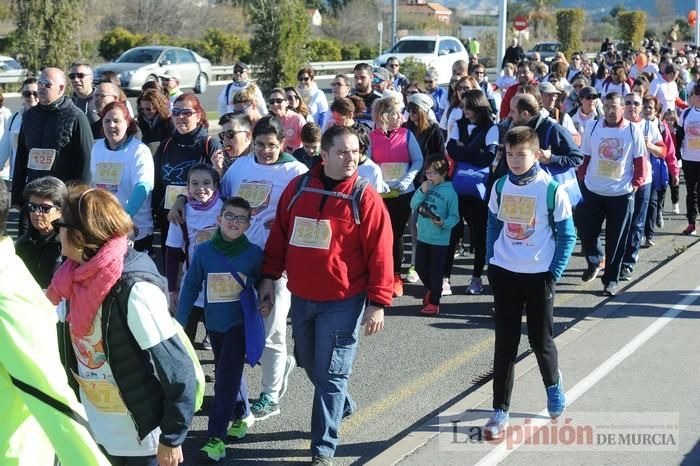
72, 370, 127, 414
688, 136, 700, 151
195, 226, 217, 245
27, 148, 56, 171
289, 216, 332, 249
381, 163, 408, 182
164, 185, 188, 210
207, 272, 244, 303
497, 194, 537, 225
94, 162, 123, 189
236, 182, 272, 208
596, 160, 624, 180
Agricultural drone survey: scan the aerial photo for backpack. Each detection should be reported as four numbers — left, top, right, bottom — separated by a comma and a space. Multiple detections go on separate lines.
287, 174, 369, 224
494, 175, 560, 232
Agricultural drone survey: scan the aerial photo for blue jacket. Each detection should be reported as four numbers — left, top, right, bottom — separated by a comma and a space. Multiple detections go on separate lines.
410, 181, 460, 246
176, 239, 263, 333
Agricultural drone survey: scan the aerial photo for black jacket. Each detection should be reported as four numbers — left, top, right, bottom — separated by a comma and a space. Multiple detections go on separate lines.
71, 90, 99, 125
14, 225, 62, 289
12, 96, 94, 204
59, 248, 196, 447
138, 115, 174, 145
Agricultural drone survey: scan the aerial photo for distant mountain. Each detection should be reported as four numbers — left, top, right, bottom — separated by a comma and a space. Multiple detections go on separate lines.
437, 0, 689, 18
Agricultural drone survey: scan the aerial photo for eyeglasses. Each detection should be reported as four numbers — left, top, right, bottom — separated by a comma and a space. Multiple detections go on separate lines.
424, 80, 435, 84
624, 101, 641, 106
68, 72, 87, 80
37, 79, 54, 89
331, 82, 345, 87
457, 86, 471, 92
219, 129, 247, 140
298, 76, 310, 82
254, 141, 280, 151
581, 96, 596, 100
424, 170, 439, 177
28, 202, 58, 214
172, 108, 196, 117
51, 219, 72, 230
22, 90, 38, 98
222, 213, 250, 223
268, 98, 285, 105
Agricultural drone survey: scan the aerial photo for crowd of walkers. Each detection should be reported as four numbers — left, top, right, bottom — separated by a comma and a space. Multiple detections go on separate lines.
1, 37, 699, 465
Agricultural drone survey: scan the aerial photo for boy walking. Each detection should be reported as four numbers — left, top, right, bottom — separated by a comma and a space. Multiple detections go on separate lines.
484, 127, 576, 440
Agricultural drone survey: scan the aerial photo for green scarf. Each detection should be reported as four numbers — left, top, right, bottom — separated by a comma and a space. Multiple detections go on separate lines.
211, 228, 250, 257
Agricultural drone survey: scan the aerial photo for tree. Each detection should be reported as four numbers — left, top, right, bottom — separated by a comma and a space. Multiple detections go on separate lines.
12, 0, 85, 73
322, 0, 381, 46
523, 0, 560, 38
618, 11, 646, 50
98, 27, 142, 61
248, 0, 310, 94
556, 9, 585, 59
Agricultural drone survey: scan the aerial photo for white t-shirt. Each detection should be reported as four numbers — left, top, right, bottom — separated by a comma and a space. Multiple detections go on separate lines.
581, 119, 646, 196
439, 106, 462, 138
600, 81, 630, 98
0, 110, 21, 180
488, 170, 572, 274
67, 282, 175, 456
358, 157, 389, 193
679, 107, 700, 162
220, 154, 308, 249
166, 199, 222, 307
298, 86, 329, 127
570, 108, 598, 138
629, 119, 662, 185
649, 77, 679, 113
90, 137, 154, 240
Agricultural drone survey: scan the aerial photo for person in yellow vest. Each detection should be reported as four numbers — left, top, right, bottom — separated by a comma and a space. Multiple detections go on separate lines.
0, 181, 109, 466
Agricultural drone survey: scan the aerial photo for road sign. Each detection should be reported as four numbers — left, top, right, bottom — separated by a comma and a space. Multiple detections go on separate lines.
513, 16, 528, 31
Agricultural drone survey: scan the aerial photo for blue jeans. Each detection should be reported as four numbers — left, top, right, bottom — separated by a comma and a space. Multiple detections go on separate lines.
622, 183, 651, 270
291, 292, 366, 458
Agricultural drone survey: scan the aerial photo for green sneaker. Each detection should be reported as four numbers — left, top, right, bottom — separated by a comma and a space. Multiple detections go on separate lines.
250, 392, 280, 420
200, 437, 226, 462
227, 414, 254, 439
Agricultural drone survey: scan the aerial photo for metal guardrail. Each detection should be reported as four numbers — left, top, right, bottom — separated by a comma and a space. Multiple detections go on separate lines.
210, 60, 367, 83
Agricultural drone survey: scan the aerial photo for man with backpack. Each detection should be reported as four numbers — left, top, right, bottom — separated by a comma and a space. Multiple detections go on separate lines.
258, 125, 393, 466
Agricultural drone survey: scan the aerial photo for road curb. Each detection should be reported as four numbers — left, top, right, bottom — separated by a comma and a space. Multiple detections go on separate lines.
366, 239, 700, 465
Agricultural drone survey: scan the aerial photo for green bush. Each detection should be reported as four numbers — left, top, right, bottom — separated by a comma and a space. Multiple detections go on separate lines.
340, 43, 361, 60
307, 38, 342, 62
618, 11, 646, 50
99, 27, 142, 61
138, 33, 178, 47
400, 57, 427, 82
358, 44, 378, 60
196, 29, 250, 65
556, 9, 586, 59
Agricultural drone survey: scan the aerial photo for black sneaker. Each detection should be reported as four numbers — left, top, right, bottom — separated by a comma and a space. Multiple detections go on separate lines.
603, 282, 618, 296
619, 267, 633, 281
581, 266, 600, 283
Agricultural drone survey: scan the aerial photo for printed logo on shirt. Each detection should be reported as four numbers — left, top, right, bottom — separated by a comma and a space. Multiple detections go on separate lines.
289, 216, 332, 249
94, 162, 124, 193
207, 272, 245, 303
236, 180, 272, 216
498, 194, 537, 240
687, 122, 700, 151
70, 314, 106, 370
596, 137, 625, 180
27, 148, 57, 171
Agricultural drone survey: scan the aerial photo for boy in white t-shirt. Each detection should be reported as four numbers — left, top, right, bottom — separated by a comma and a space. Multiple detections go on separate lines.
483, 126, 576, 440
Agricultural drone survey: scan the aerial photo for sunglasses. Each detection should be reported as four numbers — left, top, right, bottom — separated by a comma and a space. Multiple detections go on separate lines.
424, 170, 439, 177
68, 72, 87, 80
287, 94, 300, 101
624, 101, 641, 106
172, 108, 196, 117
268, 98, 285, 105
219, 129, 247, 140
233, 68, 246, 74
37, 79, 54, 89
298, 76, 310, 82
424, 80, 435, 84
457, 86, 471, 92
581, 96, 596, 100
222, 213, 250, 223
22, 90, 38, 98
28, 202, 58, 214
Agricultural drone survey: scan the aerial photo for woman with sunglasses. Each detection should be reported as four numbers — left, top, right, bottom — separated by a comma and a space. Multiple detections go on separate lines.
14, 176, 66, 288
137, 88, 173, 154
440, 76, 479, 141
285, 87, 311, 122
48, 186, 197, 466
152, 93, 221, 261
0, 78, 38, 186
296, 67, 329, 126
267, 88, 306, 153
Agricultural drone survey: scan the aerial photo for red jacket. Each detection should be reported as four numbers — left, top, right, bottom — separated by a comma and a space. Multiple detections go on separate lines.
262, 164, 394, 307
499, 79, 538, 120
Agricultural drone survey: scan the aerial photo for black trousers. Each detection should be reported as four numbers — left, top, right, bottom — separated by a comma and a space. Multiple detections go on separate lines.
445, 195, 488, 278
488, 265, 558, 411
383, 193, 413, 274
683, 160, 700, 224
415, 241, 449, 305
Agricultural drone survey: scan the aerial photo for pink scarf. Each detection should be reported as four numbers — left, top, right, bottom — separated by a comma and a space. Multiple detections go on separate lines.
47, 236, 128, 338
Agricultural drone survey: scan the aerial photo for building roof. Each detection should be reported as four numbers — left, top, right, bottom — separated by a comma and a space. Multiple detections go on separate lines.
427, 3, 452, 14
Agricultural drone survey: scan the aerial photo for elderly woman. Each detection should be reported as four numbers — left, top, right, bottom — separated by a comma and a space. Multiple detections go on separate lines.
15, 176, 66, 288
48, 185, 196, 466
370, 96, 424, 297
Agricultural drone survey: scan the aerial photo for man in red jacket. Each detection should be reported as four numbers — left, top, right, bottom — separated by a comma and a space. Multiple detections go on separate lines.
259, 125, 393, 465
499, 60, 538, 120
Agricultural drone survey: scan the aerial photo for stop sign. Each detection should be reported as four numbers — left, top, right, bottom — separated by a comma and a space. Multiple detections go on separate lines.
513, 16, 528, 31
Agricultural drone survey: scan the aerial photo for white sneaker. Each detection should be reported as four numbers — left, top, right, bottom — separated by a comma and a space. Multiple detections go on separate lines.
673, 203, 680, 214
405, 266, 419, 283
441, 278, 452, 297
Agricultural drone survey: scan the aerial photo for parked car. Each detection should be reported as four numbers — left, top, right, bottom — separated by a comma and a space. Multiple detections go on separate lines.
94, 46, 212, 94
0, 56, 27, 84
527, 42, 561, 64
374, 35, 469, 84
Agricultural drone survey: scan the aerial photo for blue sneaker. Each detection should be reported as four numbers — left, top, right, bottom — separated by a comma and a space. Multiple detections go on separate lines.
484, 409, 509, 440
546, 371, 566, 419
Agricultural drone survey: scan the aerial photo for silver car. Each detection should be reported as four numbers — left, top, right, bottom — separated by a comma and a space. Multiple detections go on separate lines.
94, 46, 212, 94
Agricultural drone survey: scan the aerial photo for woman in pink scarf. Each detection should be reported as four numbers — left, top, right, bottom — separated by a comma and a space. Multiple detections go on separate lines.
47, 185, 196, 466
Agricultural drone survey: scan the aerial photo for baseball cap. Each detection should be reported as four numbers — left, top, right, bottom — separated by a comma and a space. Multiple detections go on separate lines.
578, 86, 598, 99
538, 82, 561, 94
159, 69, 181, 81
373, 67, 391, 82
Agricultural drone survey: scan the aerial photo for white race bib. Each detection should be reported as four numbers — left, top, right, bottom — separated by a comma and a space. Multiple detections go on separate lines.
380, 163, 408, 182
206, 272, 244, 303
72, 370, 127, 414
497, 194, 537, 225
236, 182, 272, 208
94, 162, 123, 189
195, 226, 217, 245
596, 160, 624, 180
27, 148, 57, 171
289, 216, 332, 249
164, 185, 188, 210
